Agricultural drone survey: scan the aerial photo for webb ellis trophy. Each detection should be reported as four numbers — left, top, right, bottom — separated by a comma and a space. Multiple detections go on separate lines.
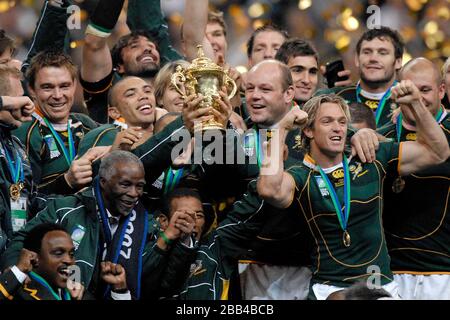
171, 45, 237, 131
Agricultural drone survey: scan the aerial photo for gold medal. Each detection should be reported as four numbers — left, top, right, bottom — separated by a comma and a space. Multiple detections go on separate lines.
9, 183, 21, 201
343, 230, 351, 247
392, 176, 405, 193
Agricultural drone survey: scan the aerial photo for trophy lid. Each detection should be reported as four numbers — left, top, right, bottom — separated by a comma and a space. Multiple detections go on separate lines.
188, 45, 223, 74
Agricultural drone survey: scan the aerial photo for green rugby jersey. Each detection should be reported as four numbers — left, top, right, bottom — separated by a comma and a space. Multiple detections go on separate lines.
315, 85, 396, 128
12, 113, 98, 195
286, 142, 400, 287
378, 112, 450, 273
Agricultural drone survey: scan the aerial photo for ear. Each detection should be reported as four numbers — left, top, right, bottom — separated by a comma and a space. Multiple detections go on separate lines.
108, 106, 122, 120
27, 84, 36, 100
438, 82, 446, 100
303, 127, 314, 139
394, 57, 402, 71
284, 85, 295, 104
32, 256, 40, 269
354, 53, 360, 69
99, 176, 107, 189
117, 64, 125, 74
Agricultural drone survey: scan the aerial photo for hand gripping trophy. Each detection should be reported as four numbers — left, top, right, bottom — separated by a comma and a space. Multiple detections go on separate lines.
171, 45, 237, 131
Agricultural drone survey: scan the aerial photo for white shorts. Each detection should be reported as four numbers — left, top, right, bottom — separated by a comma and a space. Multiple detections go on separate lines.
311, 280, 400, 300
394, 273, 450, 300
238, 263, 312, 300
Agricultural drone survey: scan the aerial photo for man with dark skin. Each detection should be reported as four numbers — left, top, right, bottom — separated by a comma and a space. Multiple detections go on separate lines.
1, 223, 128, 300
0, 151, 160, 300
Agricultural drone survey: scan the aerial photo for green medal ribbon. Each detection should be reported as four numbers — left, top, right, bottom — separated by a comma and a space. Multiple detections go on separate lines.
43, 118, 76, 166
396, 106, 445, 143
356, 81, 397, 126
317, 157, 351, 236
3, 145, 23, 184
163, 167, 184, 195
29, 271, 71, 300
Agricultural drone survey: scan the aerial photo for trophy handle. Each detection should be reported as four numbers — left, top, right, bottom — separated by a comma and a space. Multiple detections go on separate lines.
224, 75, 237, 100
170, 65, 187, 98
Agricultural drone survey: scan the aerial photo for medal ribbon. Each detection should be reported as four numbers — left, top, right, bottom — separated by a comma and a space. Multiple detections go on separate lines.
396, 106, 445, 143
29, 271, 71, 300
356, 81, 397, 126
42, 117, 75, 166
3, 145, 23, 184
317, 157, 351, 233
163, 167, 184, 195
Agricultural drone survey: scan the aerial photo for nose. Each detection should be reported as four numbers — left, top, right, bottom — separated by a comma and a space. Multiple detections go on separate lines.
52, 87, 63, 99
264, 48, 276, 59
300, 71, 311, 84
62, 253, 73, 264
249, 88, 262, 101
128, 185, 141, 199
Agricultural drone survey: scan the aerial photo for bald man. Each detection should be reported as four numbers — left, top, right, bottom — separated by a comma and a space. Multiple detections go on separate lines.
378, 58, 450, 300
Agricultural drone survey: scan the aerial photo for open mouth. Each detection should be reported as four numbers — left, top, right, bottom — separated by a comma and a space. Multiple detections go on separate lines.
330, 135, 343, 142
48, 102, 66, 109
137, 104, 153, 115
250, 104, 265, 110
138, 54, 156, 64
57, 266, 71, 279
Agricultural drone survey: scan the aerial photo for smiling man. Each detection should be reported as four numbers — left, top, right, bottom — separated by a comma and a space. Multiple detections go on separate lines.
78, 76, 168, 156
378, 58, 450, 300
0, 151, 164, 300
12, 51, 99, 195
275, 38, 319, 107
256, 88, 449, 299
318, 26, 404, 128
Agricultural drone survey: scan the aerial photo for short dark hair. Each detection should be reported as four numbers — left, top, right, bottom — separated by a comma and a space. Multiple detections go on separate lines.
0, 29, 15, 57
111, 30, 160, 70
246, 24, 289, 58
26, 50, 78, 89
23, 223, 68, 254
356, 26, 404, 60
349, 102, 376, 130
343, 282, 392, 300
163, 188, 203, 217
275, 38, 318, 65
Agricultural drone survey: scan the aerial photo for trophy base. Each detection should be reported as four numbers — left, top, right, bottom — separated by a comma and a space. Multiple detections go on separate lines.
194, 120, 226, 132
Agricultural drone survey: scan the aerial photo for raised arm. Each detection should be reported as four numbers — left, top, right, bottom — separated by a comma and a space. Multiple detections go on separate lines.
126, 0, 182, 63
183, 0, 215, 62
81, 0, 125, 82
257, 106, 308, 208
21, 0, 70, 74
392, 80, 450, 175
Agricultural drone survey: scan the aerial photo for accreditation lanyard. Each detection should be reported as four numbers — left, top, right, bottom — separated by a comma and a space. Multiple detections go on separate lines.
94, 178, 131, 244
3, 143, 24, 184
317, 157, 351, 234
396, 106, 446, 142
163, 167, 184, 195
356, 81, 396, 126
29, 271, 71, 300
43, 117, 76, 166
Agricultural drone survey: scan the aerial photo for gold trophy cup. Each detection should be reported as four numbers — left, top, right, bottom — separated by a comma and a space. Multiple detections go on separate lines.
171, 45, 237, 131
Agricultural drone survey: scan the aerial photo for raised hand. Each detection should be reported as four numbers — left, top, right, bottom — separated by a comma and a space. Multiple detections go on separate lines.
64, 146, 111, 189
277, 105, 308, 131
112, 127, 144, 151
100, 262, 127, 291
